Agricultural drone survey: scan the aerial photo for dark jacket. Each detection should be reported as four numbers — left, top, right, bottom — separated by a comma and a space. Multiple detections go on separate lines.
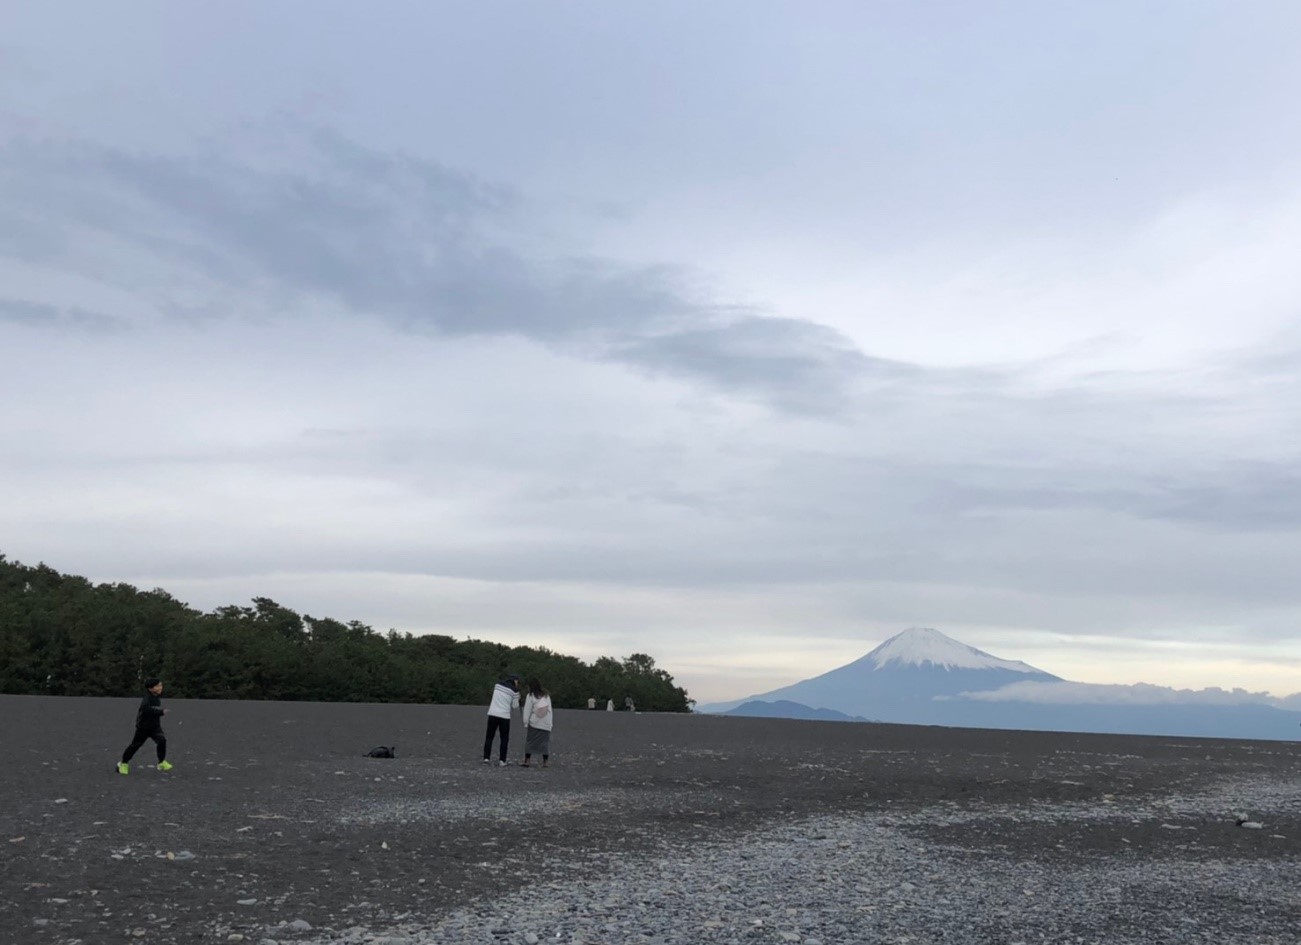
135, 692, 165, 732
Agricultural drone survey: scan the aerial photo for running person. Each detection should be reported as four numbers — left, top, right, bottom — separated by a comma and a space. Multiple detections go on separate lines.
118, 678, 172, 774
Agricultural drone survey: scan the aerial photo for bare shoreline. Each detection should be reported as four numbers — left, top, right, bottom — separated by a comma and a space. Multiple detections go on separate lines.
3, 695, 1298, 944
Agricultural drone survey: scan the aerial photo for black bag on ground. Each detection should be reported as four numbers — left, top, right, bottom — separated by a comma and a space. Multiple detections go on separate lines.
365, 745, 395, 758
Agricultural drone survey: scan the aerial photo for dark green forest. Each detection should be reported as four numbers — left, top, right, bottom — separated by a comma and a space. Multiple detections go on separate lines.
0, 555, 692, 711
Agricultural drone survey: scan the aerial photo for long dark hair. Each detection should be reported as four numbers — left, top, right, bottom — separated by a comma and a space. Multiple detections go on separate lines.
528, 678, 547, 698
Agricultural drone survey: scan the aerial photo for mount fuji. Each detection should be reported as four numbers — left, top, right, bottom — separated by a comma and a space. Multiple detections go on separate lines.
698, 628, 1060, 724
697, 628, 1301, 741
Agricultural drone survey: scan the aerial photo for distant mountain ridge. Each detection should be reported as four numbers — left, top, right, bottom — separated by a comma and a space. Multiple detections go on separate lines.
700, 627, 1301, 741
724, 700, 867, 722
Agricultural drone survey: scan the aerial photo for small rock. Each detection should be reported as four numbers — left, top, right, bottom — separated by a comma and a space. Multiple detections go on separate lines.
524, 934, 539, 945
237, 898, 258, 905
54, 798, 69, 804
288, 919, 312, 932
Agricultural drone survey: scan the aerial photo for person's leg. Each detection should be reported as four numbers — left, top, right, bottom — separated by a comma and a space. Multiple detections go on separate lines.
498, 719, 510, 762
521, 753, 531, 766
483, 717, 499, 761
542, 754, 549, 766
152, 732, 168, 765
121, 730, 148, 764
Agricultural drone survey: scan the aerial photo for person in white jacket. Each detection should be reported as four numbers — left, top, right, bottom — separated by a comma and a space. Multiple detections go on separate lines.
482, 675, 519, 766
520, 678, 553, 767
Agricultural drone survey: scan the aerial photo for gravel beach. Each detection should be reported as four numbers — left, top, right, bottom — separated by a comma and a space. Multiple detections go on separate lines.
2, 694, 1298, 944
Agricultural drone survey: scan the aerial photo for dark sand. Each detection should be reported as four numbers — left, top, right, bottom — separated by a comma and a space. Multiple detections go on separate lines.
2, 695, 1298, 944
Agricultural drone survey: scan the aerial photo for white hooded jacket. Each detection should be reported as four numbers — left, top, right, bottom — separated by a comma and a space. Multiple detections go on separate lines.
487, 681, 518, 719
522, 693, 553, 732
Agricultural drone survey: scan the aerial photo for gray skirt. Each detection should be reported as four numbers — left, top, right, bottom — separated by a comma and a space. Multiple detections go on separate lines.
525, 725, 551, 756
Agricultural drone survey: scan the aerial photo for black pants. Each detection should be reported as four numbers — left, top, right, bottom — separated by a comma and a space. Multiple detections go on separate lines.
122, 728, 166, 764
483, 717, 510, 761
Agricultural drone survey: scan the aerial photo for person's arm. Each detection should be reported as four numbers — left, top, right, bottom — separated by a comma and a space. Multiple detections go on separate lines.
142, 695, 165, 717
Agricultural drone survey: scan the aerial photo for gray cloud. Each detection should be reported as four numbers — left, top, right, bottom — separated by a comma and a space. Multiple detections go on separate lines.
0, 129, 883, 412
0, 298, 125, 331
956, 680, 1290, 707
932, 463, 1301, 533
615, 317, 913, 414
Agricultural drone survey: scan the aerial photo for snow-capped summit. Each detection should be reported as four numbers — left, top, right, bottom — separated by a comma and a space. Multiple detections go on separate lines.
865, 627, 1044, 674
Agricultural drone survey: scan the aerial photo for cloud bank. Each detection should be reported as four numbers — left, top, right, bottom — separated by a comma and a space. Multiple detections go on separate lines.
958, 680, 1298, 708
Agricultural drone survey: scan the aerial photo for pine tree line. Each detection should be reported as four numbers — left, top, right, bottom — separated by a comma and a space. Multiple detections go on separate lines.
0, 554, 692, 711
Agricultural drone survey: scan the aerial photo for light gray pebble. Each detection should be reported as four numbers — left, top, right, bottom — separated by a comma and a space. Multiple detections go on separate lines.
284, 780, 1301, 945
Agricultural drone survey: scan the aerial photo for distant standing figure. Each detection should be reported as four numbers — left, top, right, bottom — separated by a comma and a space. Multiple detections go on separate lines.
520, 678, 553, 767
118, 678, 172, 775
606, 699, 614, 712
624, 695, 635, 712
587, 697, 596, 710
483, 675, 519, 767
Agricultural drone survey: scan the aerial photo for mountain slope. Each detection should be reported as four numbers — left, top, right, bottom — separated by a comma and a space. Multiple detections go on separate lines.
698, 627, 1060, 719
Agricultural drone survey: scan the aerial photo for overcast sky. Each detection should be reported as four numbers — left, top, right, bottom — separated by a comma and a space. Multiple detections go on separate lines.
3, 3, 1300, 702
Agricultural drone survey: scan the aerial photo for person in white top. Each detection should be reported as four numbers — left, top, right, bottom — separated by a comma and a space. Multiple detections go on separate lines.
520, 678, 553, 768
482, 675, 519, 766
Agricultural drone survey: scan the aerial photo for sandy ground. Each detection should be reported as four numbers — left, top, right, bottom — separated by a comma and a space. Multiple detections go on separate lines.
1, 694, 1298, 944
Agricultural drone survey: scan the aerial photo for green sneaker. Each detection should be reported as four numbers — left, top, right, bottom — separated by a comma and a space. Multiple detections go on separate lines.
157, 760, 173, 772
117, 762, 129, 775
